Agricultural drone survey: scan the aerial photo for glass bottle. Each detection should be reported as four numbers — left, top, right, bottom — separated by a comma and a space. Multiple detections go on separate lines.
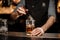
26, 15, 35, 35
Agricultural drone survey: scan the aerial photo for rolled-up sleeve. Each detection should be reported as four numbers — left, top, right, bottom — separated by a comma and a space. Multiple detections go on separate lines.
14, 0, 25, 12
48, 0, 56, 18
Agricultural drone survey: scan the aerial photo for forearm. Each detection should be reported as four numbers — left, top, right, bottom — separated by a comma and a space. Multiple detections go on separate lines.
41, 16, 56, 32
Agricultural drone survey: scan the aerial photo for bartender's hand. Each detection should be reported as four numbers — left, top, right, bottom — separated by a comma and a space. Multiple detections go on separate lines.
16, 6, 27, 16
11, 6, 28, 20
31, 27, 44, 36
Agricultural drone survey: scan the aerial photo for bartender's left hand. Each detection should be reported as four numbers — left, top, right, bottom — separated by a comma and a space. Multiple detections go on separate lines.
31, 27, 44, 36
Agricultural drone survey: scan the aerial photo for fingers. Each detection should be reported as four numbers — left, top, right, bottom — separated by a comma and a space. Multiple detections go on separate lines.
31, 28, 44, 36
17, 7, 26, 16
17, 9, 26, 14
37, 32, 43, 36
31, 28, 41, 36
18, 7, 25, 12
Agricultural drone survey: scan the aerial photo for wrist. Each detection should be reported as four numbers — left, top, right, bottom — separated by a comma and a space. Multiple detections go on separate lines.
41, 27, 47, 32
41, 25, 48, 32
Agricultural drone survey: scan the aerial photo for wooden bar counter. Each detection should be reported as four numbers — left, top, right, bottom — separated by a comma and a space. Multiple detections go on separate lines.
0, 32, 60, 40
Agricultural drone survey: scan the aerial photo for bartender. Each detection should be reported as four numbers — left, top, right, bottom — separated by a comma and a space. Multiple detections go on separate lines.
25, 0, 56, 36
9, 0, 56, 36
